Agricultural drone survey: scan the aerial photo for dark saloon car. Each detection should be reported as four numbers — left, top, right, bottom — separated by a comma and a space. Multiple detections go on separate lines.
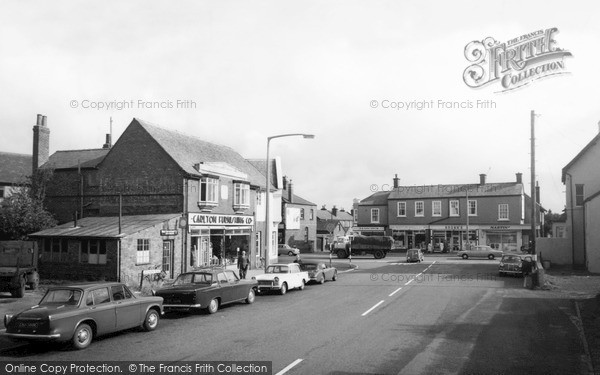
154, 268, 257, 314
406, 248, 425, 263
299, 261, 338, 284
498, 254, 525, 276
2, 282, 163, 350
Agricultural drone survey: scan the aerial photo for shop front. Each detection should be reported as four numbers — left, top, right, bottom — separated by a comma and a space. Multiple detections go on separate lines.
480, 225, 525, 253
431, 225, 479, 251
389, 225, 428, 250
188, 213, 255, 269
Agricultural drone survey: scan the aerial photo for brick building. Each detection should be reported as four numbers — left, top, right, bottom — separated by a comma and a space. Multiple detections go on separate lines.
279, 177, 317, 252
357, 173, 544, 252
31, 118, 277, 286
316, 206, 354, 251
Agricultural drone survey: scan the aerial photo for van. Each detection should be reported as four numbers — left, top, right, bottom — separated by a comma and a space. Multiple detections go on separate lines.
406, 248, 424, 263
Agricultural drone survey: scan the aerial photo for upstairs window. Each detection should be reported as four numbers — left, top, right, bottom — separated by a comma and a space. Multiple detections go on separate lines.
397, 202, 406, 217
234, 182, 250, 208
575, 184, 584, 206
300, 208, 305, 220
432, 201, 441, 217
468, 200, 477, 216
415, 201, 424, 217
450, 200, 460, 216
371, 208, 380, 223
498, 204, 509, 221
200, 177, 219, 205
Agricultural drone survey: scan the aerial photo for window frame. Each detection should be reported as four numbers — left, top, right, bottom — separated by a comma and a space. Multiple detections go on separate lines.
233, 182, 250, 208
449, 200, 460, 217
397, 202, 406, 217
575, 184, 584, 206
136, 238, 150, 265
371, 208, 380, 223
199, 177, 219, 206
468, 200, 477, 216
498, 204, 509, 221
415, 201, 424, 217
432, 201, 441, 217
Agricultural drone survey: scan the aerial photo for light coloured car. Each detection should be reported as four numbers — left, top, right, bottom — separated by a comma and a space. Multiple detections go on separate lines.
457, 245, 503, 260
278, 244, 300, 256
254, 263, 308, 295
299, 261, 338, 284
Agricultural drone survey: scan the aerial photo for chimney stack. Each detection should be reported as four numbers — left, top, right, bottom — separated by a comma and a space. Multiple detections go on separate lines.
479, 174, 486, 185
288, 179, 293, 203
282, 175, 288, 190
102, 134, 112, 149
516, 172, 523, 184
32, 113, 50, 174
332, 205, 338, 217
393, 174, 400, 189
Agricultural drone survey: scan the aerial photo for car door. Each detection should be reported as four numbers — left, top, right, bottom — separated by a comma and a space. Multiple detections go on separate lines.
85, 287, 116, 335
111, 285, 141, 330
290, 264, 301, 287
216, 271, 234, 304
225, 270, 247, 300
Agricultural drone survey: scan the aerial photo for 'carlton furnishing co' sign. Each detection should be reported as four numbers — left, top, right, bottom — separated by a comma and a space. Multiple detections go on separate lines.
463, 27, 572, 92
188, 213, 254, 226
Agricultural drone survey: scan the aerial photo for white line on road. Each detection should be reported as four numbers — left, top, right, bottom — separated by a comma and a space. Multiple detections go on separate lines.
275, 359, 303, 375
389, 287, 402, 296
362, 300, 385, 316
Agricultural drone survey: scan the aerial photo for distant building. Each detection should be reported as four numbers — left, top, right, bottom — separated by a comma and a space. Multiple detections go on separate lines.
562, 128, 600, 271
316, 206, 354, 251
280, 177, 317, 253
356, 173, 544, 252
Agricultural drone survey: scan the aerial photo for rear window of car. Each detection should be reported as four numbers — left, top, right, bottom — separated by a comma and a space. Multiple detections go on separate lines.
41, 289, 82, 305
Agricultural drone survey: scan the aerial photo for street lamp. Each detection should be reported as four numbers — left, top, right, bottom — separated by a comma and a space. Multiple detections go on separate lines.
264, 133, 315, 270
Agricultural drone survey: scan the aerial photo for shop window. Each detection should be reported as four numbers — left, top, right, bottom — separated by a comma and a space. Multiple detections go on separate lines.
371, 208, 380, 223
415, 201, 424, 217
432, 201, 441, 217
234, 182, 250, 209
81, 240, 107, 264
450, 200, 460, 217
468, 200, 477, 216
137, 239, 150, 264
397, 202, 406, 217
199, 177, 219, 207
575, 184, 584, 206
498, 204, 509, 220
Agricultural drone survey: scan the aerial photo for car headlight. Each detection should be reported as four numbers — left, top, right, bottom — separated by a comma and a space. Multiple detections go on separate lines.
4, 314, 13, 328
251, 276, 256, 280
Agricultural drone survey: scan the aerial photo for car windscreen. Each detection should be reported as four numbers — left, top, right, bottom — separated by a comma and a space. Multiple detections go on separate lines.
300, 264, 317, 270
502, 256, 520, 262
40, 289, 82, 305
174, 273, 213, 285
266, 266, 288, 274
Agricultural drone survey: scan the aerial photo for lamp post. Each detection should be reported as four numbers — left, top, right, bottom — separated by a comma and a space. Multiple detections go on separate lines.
264, 133, 315, 270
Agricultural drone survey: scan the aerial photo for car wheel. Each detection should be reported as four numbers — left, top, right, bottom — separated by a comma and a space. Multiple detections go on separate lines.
488, 254, 495, 260
207, 298, 219, 314
319, 274, 325, 284
246, 288, 256, 304
280, 282, 288, 295
72, 323, 93, 350
332, 271, 338, 281
462, 254, 468, 260
143, 309, 159, 331
299, 280, 306, 290
374, 250, 384, 259
11, 277, 26, 298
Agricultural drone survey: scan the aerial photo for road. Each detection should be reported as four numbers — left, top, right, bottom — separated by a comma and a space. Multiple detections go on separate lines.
0, 253, 589, 374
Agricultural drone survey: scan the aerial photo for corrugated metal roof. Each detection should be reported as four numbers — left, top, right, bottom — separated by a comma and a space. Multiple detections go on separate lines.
29, 214, 180, 238
0, 152, 31, 184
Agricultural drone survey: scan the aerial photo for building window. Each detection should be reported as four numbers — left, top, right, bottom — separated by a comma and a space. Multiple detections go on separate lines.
498, 204, 509, 221
305, 227, 309, 242
162, 241, 172, 274
468, 200, 477, 216
44, 239, 68, 262
199, 177, 219, 205
0, 187, 4, 203
234, 182, 250, 208
371, 208, 380, 223
310, 209, 314, 220
432, 201, 441, 217
415, 201, 424, 217
397, 202, 406, 217
575, 184, 584, 206
300, 208, 305, 220
137, 239, 150, 264
450, 200, 460, 216
81, 240, 107, 264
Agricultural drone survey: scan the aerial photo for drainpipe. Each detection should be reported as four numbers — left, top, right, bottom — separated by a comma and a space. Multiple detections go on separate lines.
565, 172, 576, 267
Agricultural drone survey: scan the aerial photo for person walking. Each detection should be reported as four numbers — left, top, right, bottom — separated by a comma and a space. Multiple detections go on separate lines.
238, 250, 250, 279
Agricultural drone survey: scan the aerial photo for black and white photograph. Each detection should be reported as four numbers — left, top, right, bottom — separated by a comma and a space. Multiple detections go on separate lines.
1, 1, 599, 374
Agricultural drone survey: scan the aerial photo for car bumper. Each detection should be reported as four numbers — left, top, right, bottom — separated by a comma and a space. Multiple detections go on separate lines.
257, 285, 281, 291
2, 331, 61, 340
163, 303, 202, 310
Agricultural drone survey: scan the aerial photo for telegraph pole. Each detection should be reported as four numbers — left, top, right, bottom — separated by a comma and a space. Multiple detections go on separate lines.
530, 110, 536, 254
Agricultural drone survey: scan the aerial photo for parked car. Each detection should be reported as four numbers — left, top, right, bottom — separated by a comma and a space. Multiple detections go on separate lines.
153, 268, 257, 314
406, 248, 425, 263
457, 245, 503, 260
278, 244, 300, 256
299, 261, 338, 284
254, 263, 308, 295
2, 282, 163, 350
498, 254, 525, 276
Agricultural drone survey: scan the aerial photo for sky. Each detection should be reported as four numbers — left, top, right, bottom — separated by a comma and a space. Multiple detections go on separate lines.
1, 0, 599, 214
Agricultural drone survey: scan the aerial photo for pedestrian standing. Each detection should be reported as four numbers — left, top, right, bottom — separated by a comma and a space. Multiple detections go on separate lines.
238, 250, 250, 279
522, 256, 534, 288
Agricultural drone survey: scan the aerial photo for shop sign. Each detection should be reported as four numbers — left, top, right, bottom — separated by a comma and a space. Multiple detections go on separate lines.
444, 225, 464, 230
188, 213, 254, 226
160, 229, 178, 236
353, 226, 385, 231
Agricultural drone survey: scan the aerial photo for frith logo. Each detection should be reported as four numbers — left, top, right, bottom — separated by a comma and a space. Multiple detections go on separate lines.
463, 28, 572, 92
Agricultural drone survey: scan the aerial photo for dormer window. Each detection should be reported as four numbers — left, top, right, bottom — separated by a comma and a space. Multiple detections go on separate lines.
233, 182, 250, 211
199, 177, 219, 209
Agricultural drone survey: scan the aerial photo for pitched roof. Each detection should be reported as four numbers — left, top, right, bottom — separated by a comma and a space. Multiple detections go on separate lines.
42, 149, 109, 170
133, 119, 269, 188
360, 191, 390, 205
562, 132, 600, 182
0, 152, 31, 184
29, 214, 180, 238
281, 188, 316, 206
247, 159, 277, 188
387, 183, 523, 199
317, 209, 353, 221
317, 219, 339, 233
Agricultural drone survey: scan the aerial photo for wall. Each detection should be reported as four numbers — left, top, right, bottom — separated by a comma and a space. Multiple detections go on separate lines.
282, 203, 317, 252
536, 237, 572, 266
585, 196, 600, 273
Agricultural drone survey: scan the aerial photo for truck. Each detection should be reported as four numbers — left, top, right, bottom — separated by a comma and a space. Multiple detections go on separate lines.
0, 241, 40, 298
332, 235, 394, 259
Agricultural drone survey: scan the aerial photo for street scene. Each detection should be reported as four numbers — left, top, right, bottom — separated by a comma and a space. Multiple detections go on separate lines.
2, 1, 600, 375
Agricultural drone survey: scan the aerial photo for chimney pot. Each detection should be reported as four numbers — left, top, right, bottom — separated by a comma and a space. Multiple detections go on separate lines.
516, 172, 523, 184
393, 174, 400, 189
479, 174, 486, 185
332, 205, 338, 217
36, 114, 43, 126
42, 116, 47, 126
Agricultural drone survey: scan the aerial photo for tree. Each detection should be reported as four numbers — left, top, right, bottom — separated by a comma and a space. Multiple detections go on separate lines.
0, 169, 56, 240
543, 209, 565, 237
